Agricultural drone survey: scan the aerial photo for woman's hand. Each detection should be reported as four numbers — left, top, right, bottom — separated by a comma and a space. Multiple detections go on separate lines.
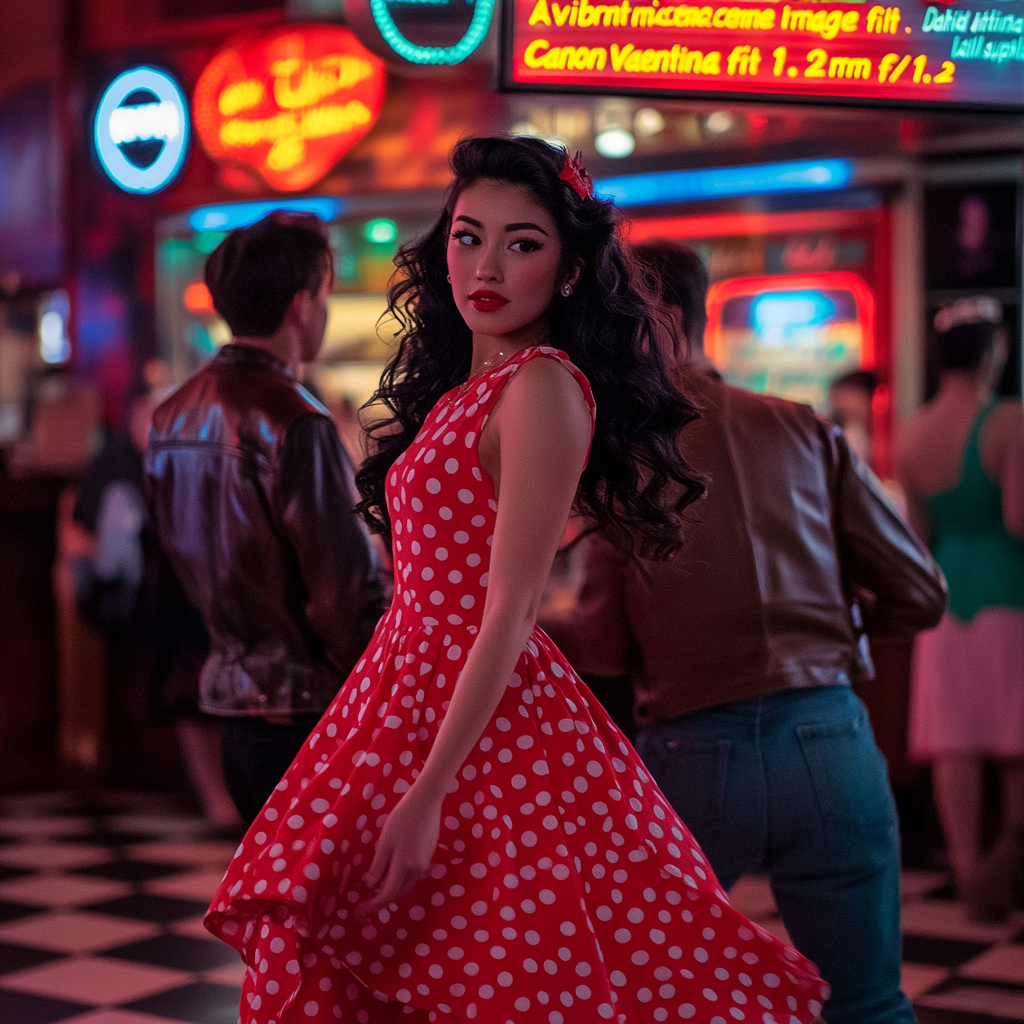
357, 788, 443, 919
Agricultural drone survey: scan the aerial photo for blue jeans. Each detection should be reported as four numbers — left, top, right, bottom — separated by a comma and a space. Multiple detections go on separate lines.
636, 685, 915, 1024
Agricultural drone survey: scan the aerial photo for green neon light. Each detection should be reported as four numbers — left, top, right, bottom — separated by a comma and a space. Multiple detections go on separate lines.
369, 0, 495, 64
365, 218, 398, 244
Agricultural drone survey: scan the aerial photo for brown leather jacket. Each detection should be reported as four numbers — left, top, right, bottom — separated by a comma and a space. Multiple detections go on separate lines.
545, 366, 947, 727
145, 344, 386, 717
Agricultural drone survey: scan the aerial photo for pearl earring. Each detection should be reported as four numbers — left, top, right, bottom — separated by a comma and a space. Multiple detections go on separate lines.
561, 283, 573, 297
447, 274, 451, 283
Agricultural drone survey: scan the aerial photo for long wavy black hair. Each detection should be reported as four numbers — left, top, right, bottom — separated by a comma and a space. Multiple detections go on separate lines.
355, 135, 704, 558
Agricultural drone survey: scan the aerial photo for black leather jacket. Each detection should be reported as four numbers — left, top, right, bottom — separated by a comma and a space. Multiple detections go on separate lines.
145, 344, 386, 717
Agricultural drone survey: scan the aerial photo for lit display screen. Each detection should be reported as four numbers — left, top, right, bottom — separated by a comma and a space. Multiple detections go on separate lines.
706, 272, 874, 406
502, 0, 1024, 109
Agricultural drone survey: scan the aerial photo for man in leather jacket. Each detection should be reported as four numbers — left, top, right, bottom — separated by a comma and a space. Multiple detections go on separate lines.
146, 213, 385, 823
544, 242, 947, 1024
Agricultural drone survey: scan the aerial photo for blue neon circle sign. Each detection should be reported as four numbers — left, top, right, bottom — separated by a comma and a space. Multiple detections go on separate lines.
367, 0, 495, 65
94, 67, 189, 194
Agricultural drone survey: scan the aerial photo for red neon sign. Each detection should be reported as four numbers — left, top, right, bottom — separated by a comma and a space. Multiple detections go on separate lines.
502, 0, 1024, 109
626, 207, 878, 243
194, 25, 386, 192
705, 271, 875, 373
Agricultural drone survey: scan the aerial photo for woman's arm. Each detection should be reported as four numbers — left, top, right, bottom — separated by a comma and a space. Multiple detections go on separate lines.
540, 533, 633, 677
989, 401, 1024, 538
359, 357, 592, 916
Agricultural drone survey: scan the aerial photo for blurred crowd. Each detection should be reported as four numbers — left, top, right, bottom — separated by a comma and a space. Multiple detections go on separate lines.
9, 224, 1023, 944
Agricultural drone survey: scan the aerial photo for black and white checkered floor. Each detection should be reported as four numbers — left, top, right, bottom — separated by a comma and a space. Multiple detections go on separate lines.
0, 791, 1021, 1024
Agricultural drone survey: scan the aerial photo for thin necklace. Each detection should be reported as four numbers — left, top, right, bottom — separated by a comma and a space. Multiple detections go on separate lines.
451, 350, 508, 402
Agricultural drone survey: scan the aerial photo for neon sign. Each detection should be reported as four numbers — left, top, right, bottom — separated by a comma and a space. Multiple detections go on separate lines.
705, 272, 876, 406
348, 0, 496, 66
94, 67, 189, 193
193, 26, 386, 192
502, 0, 1024, 108
189, 198, 346, 232
595, 159, 853, 206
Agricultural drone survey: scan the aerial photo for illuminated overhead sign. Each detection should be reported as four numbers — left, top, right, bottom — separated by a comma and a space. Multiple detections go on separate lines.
502, 0, 1024, 108
347, 0, 497, 66
193, 25, 386, 192
94, 67, 189, 193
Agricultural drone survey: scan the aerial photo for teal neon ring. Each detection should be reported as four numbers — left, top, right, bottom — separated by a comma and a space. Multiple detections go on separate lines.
368, 0, 495, 65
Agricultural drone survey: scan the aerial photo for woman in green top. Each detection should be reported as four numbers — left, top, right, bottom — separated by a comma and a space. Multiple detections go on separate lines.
897, 311, 1024, 921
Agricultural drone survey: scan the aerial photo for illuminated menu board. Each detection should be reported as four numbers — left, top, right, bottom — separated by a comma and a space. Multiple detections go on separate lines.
502, 0, 1024, 108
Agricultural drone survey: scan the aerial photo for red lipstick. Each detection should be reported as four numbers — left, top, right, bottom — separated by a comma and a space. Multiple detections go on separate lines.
468, 289, 509, 312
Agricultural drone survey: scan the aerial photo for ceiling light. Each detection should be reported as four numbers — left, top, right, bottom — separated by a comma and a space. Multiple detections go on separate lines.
704, 111, 736, 134
594, 127, 635, 158
555, 108, 591, 139
634, 108, 665, 137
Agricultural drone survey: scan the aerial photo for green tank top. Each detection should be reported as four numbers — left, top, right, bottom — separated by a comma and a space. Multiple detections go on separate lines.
926, 401, 1024, 621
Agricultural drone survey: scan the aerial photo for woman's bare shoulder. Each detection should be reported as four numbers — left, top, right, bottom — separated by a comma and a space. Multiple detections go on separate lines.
512, 349, 582, 383
895, 408, 933, 469
502, 354, 590, 420
990, 398, 1024, 430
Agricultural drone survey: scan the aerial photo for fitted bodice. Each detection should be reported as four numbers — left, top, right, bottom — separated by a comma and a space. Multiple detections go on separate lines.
385, 346, 594, 633
927, 401, 1005, 535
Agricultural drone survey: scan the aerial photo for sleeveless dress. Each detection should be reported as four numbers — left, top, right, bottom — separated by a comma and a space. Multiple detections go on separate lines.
910, 400, 1024, 760
206, 346, 828, 1024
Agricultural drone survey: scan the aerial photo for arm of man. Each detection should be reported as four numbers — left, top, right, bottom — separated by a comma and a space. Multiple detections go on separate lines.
278, 414, 385, 677
540, 531, 633, 677
832, 423, 947, 636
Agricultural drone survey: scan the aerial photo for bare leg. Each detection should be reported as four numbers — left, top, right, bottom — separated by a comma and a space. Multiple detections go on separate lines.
176, 718, 243, 829
931, 755, 984, 887
995, 760, 1024, 910
950, 758, 1024, 921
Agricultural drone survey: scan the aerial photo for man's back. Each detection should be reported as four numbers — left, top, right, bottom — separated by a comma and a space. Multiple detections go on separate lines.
557, 238, 949, 1024
147, 343, 385, 717
552, 366, 945, 725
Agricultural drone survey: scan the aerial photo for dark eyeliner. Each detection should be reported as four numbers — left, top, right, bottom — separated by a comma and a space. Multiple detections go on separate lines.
510, 236, 542, 252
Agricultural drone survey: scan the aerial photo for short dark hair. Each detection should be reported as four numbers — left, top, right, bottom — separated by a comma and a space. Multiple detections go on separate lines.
939, 319, 997, 372
205, 212, 332, 337
829, 368, 879, 397
631, 241, 710, 351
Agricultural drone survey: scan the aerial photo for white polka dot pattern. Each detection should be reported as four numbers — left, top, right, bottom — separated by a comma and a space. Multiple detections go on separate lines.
205, 348, 828, 1024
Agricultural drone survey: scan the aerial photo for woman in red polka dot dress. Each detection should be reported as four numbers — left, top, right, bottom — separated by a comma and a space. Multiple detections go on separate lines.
206, 137, 828, 1024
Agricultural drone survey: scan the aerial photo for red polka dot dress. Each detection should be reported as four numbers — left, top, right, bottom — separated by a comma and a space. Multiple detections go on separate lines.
206, 347, 828, 1024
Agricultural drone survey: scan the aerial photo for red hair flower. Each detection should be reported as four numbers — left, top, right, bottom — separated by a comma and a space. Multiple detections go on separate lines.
559, 150, 594, 201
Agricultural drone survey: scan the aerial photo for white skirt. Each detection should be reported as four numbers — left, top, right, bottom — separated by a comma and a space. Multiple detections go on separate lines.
909, 608, 1024, 760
